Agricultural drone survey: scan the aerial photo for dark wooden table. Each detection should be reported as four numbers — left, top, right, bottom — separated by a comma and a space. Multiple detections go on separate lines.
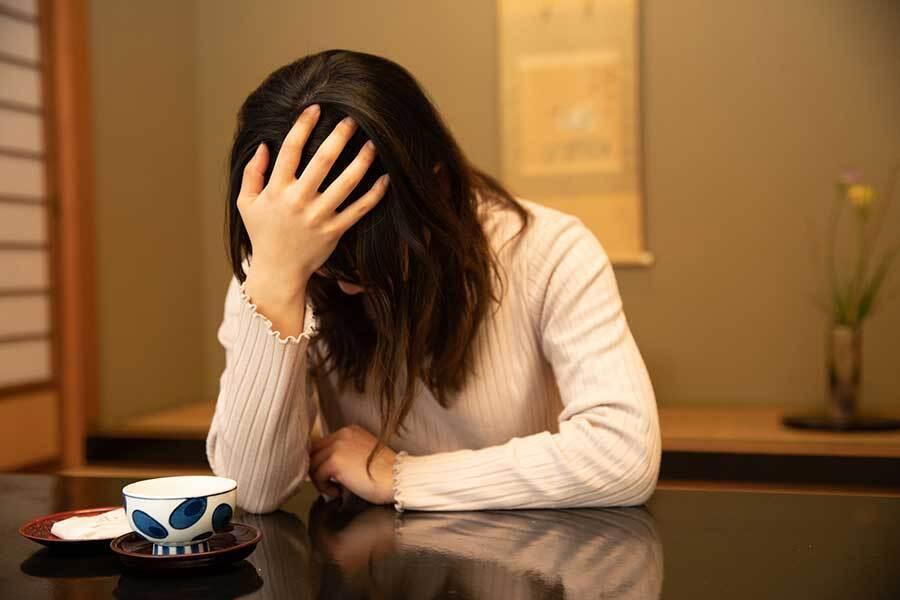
4, 474, 899, 598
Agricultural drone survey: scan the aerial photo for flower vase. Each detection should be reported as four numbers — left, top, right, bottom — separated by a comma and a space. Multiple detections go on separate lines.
826, 324, 862, 427
782, 322, 900, 431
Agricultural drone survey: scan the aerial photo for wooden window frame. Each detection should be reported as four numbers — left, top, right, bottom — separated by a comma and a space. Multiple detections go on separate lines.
0, 0, 100, 468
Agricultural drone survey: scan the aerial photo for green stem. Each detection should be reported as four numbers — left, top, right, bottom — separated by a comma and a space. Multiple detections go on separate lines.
826, 186, 845, 324
849, 211, 867, 324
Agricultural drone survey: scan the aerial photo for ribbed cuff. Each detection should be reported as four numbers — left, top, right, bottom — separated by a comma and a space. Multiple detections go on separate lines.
390, 443, 515, 511
238, 281, 319, 343
392, 450, 409, 512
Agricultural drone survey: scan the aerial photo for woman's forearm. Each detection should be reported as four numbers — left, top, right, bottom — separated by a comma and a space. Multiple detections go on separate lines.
206, 276, 320, 513
244, 265, 311, 338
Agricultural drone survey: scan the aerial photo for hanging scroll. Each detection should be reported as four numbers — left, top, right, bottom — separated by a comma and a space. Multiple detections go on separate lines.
498, 0, 652, 265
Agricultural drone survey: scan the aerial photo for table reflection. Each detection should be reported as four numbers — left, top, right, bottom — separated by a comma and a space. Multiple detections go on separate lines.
240, 509, 317, 599
20, 547, 121, 579
15, 480, 662, 599
114, 561, 264, 599
243, 495, 663, 599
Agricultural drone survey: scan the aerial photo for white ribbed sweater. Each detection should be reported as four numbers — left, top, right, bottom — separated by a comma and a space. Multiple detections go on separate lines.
206, 197, 661, 513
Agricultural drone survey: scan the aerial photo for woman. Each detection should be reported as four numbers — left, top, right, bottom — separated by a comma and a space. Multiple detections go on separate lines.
206, 49, 660, 514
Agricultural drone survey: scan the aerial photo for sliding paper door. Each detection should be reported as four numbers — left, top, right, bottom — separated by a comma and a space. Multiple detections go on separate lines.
0, 0, 60, 469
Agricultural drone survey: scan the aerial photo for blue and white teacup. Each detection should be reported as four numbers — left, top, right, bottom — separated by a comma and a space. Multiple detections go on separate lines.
122, 475, 237, 556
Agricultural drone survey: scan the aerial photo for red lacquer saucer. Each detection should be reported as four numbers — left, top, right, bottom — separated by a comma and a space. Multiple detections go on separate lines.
18, 506, 123, 552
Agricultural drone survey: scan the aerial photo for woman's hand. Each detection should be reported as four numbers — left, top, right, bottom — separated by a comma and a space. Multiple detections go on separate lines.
309, 424, 398, 506
311, 502, 398, 573
239, 104, 390, 303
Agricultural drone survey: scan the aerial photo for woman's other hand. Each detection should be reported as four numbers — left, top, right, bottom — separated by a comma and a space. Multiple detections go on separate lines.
240, 104, 390, 305
311, 502, 398, 573
309, 424, 397, 506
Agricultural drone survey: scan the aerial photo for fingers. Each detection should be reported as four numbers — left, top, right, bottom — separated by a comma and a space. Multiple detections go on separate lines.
330, 173, 390, 233
309, 428, 342, 454
309, 441, 338, 473
317, 138, 379, 213
270, 104, 321, 187
311, 473, 342, 499
296, 115, 359, 195
238, 143, 269, 201
310, 456, 342, 497
312, 478, 342, 499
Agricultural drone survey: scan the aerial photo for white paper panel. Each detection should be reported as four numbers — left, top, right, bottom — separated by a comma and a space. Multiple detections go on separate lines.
0, 15, 39, 63
0, 108, 42, 153
0, 294, 49, 336
0, 203, 46, 242
0, 338, 51, 385
0, 154, 44, 197
0, 248, 49, 288
0, 62, 41, 107
0, 0, 38, 18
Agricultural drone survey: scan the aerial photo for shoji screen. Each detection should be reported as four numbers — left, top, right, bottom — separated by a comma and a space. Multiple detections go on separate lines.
0, 0, 54, 392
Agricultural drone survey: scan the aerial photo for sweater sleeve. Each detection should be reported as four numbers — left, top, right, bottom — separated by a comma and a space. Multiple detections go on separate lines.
205, 272, 320, 513
391, 214, 661, 511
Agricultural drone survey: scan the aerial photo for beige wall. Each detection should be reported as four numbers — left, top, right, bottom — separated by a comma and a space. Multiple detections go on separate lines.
629, 0, 900, 408
89, 0, 204, 426
90, 0, 900, 425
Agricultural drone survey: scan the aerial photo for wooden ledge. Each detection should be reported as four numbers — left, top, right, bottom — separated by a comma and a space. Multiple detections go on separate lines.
95, 403, 900, 460
661, 406, 900, 458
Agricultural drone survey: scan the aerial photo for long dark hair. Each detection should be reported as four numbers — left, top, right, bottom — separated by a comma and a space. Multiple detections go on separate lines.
226, 49, 531, 474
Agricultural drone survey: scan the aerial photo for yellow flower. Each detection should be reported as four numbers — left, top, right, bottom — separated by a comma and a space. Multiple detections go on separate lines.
846, 184, 875, 211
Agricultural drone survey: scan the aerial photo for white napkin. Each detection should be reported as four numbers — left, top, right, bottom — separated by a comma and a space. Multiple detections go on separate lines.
50, 507, 132, 540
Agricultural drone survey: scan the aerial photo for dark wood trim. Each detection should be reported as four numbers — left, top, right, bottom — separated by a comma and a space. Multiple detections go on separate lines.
0, 146, 44, 160
0, 3, 38, 23
44, 0, 97, 469
0, 51, 40, 70
0, 287, 51, 297
0, 99, 41, 115
0, 241, 48, 250
87, 435, 210, 467
14, 458, 61, 473
661, 451, 900, 487
0, 332, 51, 344
0, 380, 54, 399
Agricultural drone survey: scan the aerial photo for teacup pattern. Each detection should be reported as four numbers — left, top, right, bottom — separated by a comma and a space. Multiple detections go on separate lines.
122, 476, 237, 554
170, 498, 207, 529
